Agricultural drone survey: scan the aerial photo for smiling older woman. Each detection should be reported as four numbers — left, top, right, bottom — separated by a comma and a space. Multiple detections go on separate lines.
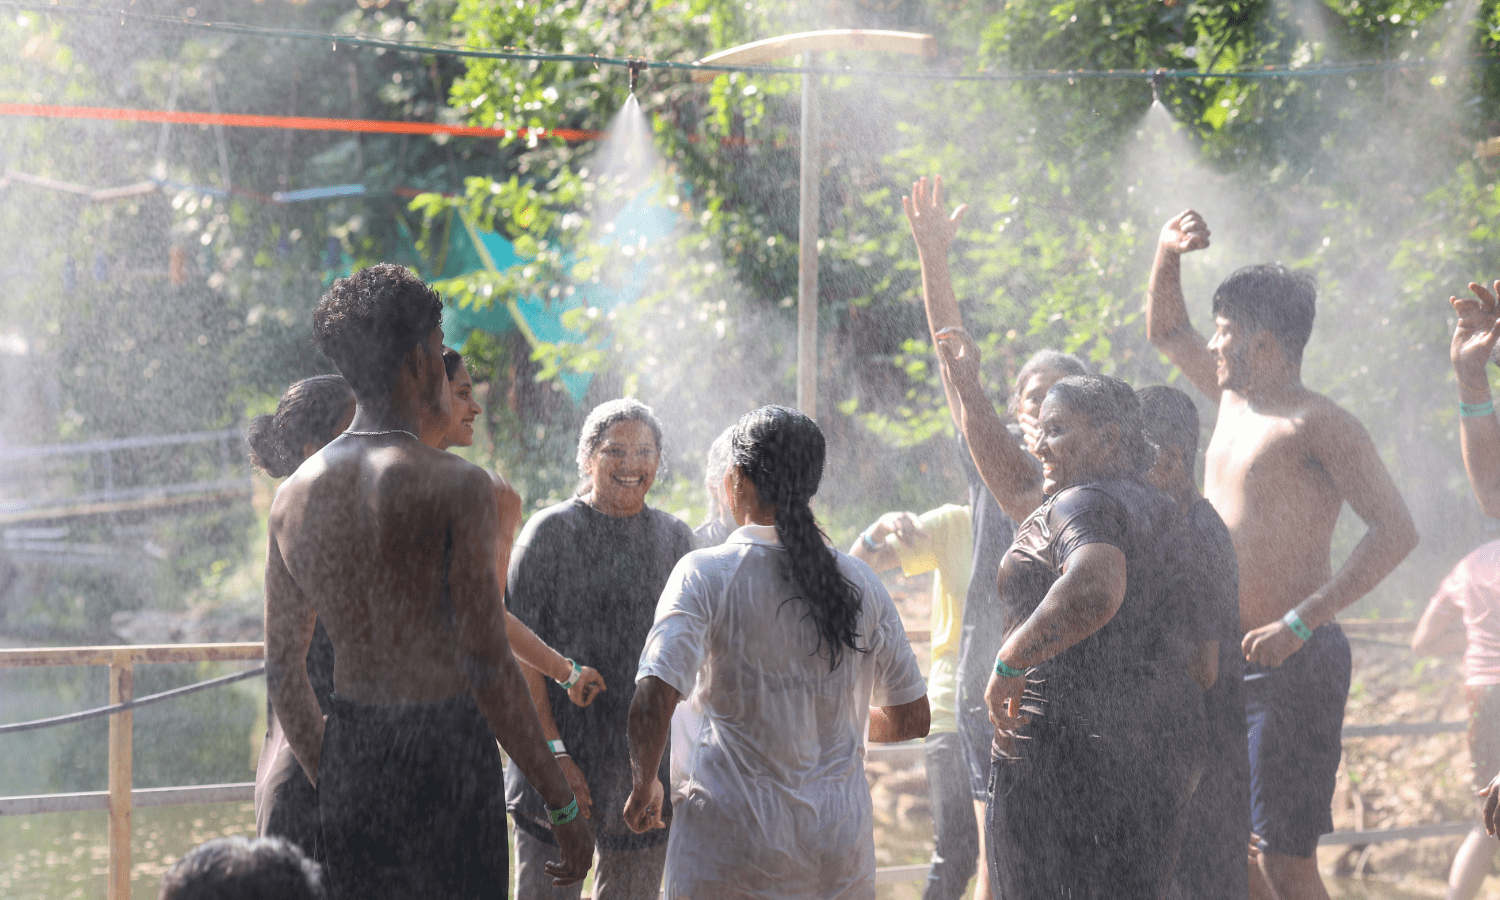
503, 398, 694, 900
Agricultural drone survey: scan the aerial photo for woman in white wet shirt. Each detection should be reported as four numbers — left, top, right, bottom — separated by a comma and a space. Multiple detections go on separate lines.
624, 405, 930, 900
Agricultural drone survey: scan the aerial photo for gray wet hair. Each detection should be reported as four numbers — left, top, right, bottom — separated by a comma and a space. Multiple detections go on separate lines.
575, 398, 665, 477
703, 425, 736, 519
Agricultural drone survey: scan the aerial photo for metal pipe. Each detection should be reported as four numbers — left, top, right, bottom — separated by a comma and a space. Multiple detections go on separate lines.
797, 53, 820, 420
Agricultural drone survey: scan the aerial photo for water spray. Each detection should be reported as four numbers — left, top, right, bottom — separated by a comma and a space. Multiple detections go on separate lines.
1151, 69, 1167, 106
628, 60, 645, 97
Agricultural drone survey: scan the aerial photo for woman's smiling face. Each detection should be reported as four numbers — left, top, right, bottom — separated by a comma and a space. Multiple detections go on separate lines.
587, 419, 660, 517
443, 362, 482, 448
1034, 393, 1118, 494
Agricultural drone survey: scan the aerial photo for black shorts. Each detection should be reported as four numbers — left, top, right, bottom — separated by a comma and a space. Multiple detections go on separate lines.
1245, 623, 1350, 858
319, 693, 509, 900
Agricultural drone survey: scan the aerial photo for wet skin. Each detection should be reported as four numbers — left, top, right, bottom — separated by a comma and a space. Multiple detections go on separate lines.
1146, 209, 1417, 663
429, 360, 606, 709
586, 419, 660, 518
264, 324, 592, 884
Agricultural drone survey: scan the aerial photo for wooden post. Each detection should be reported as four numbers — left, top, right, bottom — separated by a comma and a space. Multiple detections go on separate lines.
796, 52, 820, 420
107, 658, 133, 900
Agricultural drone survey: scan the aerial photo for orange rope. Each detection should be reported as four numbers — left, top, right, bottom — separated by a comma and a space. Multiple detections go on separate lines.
0, 102, 603, 141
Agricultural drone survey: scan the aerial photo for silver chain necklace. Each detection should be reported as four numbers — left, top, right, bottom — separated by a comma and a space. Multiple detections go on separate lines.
341, 429, 419, 441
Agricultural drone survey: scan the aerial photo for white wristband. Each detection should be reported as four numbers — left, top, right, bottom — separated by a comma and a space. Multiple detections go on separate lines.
547, 739, 567, 755
557, 658, 583, 691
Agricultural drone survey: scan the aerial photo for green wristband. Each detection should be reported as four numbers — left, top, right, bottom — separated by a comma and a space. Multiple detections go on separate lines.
1461, 399, 1495, 418
861, 530, 882, 553
1282, 609, 1314, 641
994, 657, 1026, 679
557, 659, 583, 691
548, 795, 579, 826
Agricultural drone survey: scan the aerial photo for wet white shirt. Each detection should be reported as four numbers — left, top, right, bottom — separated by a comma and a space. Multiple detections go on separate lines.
638, 524, 927, 900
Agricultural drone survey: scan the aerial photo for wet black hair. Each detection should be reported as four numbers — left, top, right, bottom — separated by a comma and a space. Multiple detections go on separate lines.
1046, 374, 1155, 476
246, 375, 355, 478
731, 405, 864, 670
311, 264, 443, 397
1011, 349, 1091, 409
442, 346, 463, 381
1137, 385, 1199, 473
1211, 264, 1316, 364
158, 835, 324, 900
575, 398, 665, 478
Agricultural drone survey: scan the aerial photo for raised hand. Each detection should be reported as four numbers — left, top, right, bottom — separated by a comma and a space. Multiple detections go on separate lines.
934, 326, 983, 393
1159, 209, 1211, 256
1450, 280, 1500, 397
903, 175, 968, 259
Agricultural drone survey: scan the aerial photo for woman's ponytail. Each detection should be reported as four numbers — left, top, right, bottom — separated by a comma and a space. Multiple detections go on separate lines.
732, 406, 864, 670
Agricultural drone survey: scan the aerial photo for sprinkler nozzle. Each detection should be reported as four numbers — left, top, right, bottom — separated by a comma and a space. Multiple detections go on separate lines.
629, 61, 645, 95
1151, 70, 1167, 105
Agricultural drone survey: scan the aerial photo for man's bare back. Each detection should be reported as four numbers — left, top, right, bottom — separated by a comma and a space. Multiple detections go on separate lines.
269, 435, 499, 706
264, 264, 591, 893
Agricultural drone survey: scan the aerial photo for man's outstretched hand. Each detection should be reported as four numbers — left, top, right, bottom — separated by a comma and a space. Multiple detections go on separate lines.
903, 175, 968, 259
1450, 280, 1500, 397
1159, 209, 1211, 256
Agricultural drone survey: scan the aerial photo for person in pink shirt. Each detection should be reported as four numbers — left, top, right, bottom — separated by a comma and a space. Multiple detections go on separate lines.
1413, 540, 1500, 900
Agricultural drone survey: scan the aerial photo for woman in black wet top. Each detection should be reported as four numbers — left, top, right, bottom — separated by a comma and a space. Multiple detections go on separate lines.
982, 375, 1205, 900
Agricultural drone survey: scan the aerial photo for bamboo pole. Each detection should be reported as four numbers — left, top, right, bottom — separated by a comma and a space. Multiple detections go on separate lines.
107, 658, 134, 900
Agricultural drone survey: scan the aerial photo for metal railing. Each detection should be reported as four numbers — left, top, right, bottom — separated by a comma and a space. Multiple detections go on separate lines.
0, 626, 1475, 897
0, 643, 264, 900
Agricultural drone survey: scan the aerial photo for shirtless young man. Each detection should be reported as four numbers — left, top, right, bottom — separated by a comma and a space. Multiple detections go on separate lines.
264, 264, 593, 899
1146, 213, 1418, 900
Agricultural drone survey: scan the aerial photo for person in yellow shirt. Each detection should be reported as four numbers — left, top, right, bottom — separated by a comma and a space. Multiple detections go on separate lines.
852, 504, 976, 900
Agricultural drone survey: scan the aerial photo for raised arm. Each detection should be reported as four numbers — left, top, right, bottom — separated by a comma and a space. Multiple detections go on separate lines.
936, 327, 1046, 522
1451, 281, 1500, 516
448, 476, 593, 885
1146, 210, 1220, 400
903, 175, 970, 429
985, 543, 1128, 727
622, 674, 679, 833
1243, 406, 1418, 667
263, 521, 323, 785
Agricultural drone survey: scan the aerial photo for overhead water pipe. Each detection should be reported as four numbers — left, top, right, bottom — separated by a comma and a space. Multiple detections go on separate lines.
693, 30, 937, 420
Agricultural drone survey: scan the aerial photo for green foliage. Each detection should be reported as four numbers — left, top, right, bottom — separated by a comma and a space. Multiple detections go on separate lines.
434, 0, 1500, 603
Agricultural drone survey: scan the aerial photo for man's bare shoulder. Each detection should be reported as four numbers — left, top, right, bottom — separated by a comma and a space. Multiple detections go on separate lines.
1299, 389, 1376, 444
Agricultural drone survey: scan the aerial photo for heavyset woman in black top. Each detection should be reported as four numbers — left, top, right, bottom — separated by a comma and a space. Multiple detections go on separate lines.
979, 374, 1205, 900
